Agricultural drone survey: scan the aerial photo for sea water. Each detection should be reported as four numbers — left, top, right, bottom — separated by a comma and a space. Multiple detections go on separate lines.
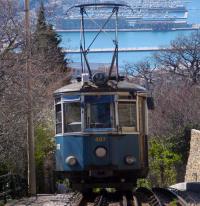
59, 0, 200, 66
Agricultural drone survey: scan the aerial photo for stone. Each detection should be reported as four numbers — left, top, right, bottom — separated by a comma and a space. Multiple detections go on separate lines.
185, 129, 200, 182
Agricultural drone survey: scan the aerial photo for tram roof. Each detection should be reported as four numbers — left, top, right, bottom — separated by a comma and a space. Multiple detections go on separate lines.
54, 80, 146, 94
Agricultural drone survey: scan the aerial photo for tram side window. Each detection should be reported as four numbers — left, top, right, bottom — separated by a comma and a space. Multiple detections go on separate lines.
56, 104, 62, 134
64, 102, 81, 132
118, 102, 136, 129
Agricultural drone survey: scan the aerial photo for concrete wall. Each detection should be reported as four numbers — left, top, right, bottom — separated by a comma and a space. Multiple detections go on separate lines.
185, 129, 200, 182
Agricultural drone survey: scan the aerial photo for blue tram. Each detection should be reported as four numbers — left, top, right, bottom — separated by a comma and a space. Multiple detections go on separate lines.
54, 3, 152, 191
54, 77, 149, 190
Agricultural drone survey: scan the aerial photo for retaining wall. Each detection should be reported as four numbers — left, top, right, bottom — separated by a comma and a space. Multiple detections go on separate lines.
185, 129, 200, 182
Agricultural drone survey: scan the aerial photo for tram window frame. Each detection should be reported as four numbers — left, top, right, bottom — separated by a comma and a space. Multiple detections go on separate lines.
55, 104, 62, 134
117, 95, 137, 133
63, 101, 81, 133
138, 95, 148, 135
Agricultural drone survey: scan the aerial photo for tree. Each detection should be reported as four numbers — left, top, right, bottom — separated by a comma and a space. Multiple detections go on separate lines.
124, 32, 200, 183
33, 1, 67, 74
124, 59, 156, 91
0, 0, 20, 59
148, 138, 181, 187
27, 2, 71, 193
149, 80, 200, 135
0, 0, 21, 95
0, 0, 71, 183
155, 31, 200, 84
0, 0, 27, 175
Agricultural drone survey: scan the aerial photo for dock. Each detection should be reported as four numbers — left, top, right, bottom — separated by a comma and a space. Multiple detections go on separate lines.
63, 47, 170, 53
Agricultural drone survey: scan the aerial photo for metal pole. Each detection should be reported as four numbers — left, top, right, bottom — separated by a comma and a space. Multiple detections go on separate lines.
81, 7, 86, 73
25, 0, 36, 195
80, 8, 84, 74
115, 7, 119, 81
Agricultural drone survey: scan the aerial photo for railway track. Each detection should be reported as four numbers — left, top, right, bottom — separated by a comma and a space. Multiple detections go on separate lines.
74, 187, 188, 206
153, 187, 188, 205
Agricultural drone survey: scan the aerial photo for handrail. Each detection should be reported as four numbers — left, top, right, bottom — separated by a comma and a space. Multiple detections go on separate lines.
0, 173, 27, 204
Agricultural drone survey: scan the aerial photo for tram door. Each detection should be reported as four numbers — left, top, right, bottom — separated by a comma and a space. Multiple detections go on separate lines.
84, 95, 115, 166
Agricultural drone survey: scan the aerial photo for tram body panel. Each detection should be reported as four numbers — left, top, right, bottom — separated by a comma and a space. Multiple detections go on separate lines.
55, 135, 84, 171
84, 135, 111, 166
110, 134, 140, 170
54, 81, 150, 188
55, 134, 142, 171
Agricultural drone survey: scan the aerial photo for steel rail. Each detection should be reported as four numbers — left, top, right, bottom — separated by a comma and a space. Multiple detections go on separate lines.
166, 187, 190, 205
132, 194, 140, 206
94, 195, 104, 206
152, 187, 188, 206
168, 187, 197, 205
76, 195, 88, 206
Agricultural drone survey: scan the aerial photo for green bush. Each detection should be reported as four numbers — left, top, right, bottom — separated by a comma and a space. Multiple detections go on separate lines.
35, 123, 55, 193
137, 178, 152, 189
148, 137, 182, 187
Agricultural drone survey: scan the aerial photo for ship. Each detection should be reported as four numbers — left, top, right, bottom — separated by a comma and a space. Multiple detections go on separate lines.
56, 0, 191, 31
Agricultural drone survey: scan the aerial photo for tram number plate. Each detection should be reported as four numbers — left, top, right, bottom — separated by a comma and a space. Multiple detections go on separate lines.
95, 137, 106, 142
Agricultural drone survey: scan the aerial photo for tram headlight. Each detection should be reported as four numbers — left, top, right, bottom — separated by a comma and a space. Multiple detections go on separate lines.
125, 155, 136, 165
66, 156, 77, 166
95, 147, 107, 158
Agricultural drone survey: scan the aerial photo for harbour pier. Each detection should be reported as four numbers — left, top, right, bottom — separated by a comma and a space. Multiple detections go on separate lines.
63, 47, 170, 53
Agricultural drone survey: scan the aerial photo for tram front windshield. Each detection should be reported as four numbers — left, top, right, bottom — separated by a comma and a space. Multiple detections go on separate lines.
58, 95, 137, 133
90, 103, 112, 128
85, 95, 115, 129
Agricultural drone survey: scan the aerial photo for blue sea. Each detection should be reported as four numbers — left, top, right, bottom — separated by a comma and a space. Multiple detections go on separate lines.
59, 0, 200, 66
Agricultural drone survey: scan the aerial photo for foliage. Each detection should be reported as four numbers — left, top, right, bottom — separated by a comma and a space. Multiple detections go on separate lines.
148, 138, 182, 187
0, 0, 20, 58
35, 124, 54, 164
169, 200, 179, 206
155, 31, 200, 84
124, 59, 156, 91
35, 123, 55, 193
0, 0, 69, 178
0, 0, 27, 176
33, 5, 67, 193
165, 127, 193, 182
169, 124, 200, 163
137, 178, 152, 189
33, 1, 67, 74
